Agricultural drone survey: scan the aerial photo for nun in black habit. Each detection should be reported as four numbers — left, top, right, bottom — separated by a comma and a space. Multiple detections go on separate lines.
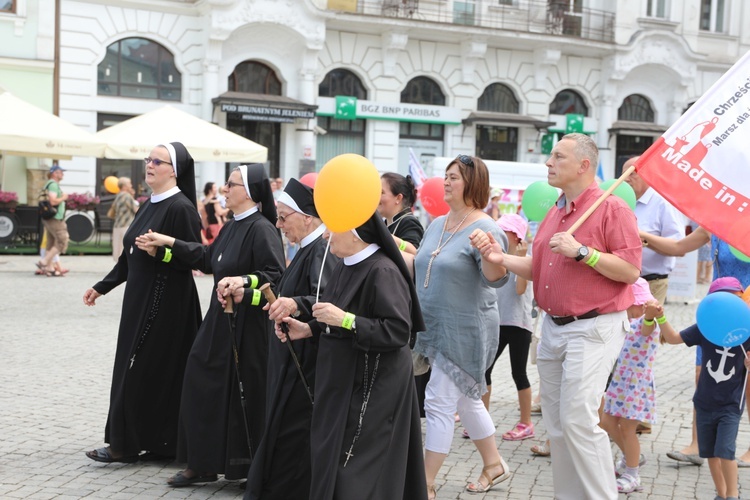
221, 178, 339, 500
83, 142, 202, 463
280, 212, 428, 500
135, 164, 285, 486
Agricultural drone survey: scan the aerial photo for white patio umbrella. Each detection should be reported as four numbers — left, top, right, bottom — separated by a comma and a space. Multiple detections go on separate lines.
0, 92, 104, 188
95, 105, 268, 163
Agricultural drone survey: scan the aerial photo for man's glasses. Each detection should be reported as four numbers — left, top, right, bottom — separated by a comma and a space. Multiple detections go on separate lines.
277, 211, 299, 223
144, 157, 172, 167
224, 181, 244, 189
456, 155, 475, 168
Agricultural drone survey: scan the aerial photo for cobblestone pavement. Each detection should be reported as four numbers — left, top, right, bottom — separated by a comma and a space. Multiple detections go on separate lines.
1, 255, 748, 499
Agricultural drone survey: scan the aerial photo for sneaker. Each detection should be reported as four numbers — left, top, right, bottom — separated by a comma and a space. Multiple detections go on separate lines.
615, 454, 647, 477
502, 422, 535, 441
616, 473, 642, 493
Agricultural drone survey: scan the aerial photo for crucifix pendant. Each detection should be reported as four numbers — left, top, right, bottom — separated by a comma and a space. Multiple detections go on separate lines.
344, 449, 354, 467
129, 355, 136, 369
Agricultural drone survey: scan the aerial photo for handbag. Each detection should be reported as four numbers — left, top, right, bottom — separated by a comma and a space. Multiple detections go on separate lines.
38, 182, 57, 220
412, 350, 430, 376
106, 203, 116, 219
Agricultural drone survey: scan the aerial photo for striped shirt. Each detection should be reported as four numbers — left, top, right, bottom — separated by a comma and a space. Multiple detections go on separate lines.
112, 191, 138, 228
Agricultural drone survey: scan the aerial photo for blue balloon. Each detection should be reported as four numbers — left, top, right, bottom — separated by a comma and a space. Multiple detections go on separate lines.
696, 292, 750, 347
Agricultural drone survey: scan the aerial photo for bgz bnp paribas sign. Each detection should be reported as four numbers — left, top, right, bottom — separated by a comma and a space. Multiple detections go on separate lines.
317, 96, 462, 125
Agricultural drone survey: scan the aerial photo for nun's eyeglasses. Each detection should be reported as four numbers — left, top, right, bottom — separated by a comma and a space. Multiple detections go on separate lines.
455, 155, 474, 168
224, 181, 244, 189
277, 211, 299, 223
144, 157, 172, 167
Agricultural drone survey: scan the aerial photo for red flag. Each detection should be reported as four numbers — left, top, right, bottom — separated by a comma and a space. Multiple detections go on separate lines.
637, 50, 750, 256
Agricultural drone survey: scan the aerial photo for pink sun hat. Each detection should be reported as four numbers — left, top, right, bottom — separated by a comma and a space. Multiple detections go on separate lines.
496, 214, 528, 241
708, 276, 744, 294
631, 277, 656, 305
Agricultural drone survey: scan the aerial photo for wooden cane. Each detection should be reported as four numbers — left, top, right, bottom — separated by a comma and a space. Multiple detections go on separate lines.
566, 164, 636, 235
258, 283, 314, 405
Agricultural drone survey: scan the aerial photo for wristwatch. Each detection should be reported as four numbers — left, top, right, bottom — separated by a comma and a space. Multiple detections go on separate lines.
574, 246, 590, 262
242, 275, 250, 288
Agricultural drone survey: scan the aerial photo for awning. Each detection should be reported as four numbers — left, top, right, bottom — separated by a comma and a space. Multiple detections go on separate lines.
462, 111, 555, 131
213, 92, 317, 123
608, 120, 668, 135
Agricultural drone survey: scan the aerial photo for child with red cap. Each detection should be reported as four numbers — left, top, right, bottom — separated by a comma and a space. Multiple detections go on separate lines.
653, 276, 749, 500
600, 278, 660, 493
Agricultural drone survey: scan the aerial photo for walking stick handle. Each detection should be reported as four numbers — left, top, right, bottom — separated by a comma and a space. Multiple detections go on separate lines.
259, 282, 277, 304
224, 294, 234, 314
260, 283, 290, 334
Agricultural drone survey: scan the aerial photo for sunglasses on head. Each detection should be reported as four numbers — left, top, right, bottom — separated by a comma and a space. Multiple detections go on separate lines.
455, 155, 475, 168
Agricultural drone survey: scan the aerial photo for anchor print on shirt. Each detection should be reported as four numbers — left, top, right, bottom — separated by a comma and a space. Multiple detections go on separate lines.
706, 346, 736, 383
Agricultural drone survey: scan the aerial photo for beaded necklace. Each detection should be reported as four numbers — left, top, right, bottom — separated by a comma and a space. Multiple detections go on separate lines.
423, 208, 475, 288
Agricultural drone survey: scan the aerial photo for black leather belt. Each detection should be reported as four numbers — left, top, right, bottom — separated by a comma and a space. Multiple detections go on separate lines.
550, 310, 600, 326
641, 273, 668, 282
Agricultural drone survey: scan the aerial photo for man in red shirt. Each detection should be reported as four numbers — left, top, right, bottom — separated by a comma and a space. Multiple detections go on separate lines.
471, 133, 642, 499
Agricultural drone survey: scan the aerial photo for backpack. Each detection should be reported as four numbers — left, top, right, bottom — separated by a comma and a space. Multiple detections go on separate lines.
38, 181, 58, 220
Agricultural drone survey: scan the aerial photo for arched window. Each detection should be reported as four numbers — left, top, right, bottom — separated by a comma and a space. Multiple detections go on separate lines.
400, 77, 445, 139
319, 69, 367, 99
549, 89, 589, 116
478, 83, 519, 113
317, 69, 367, 169
400, 76, 445, 105
618, 94, 655, 122
475, 83, 520, 161
98, 38, 181, 101
228, 61, 282, 95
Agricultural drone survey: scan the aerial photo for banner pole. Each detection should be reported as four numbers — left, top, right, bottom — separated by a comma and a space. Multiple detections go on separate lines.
566, 164, 636, 235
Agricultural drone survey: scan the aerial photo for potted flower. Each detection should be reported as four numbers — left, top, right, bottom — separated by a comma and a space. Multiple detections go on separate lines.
0, 190, 18, 211
67, 192, 100, 211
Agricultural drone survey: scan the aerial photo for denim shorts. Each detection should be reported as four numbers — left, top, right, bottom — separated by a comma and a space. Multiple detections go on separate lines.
696, 345, 702, 366
696, 406, 742, 460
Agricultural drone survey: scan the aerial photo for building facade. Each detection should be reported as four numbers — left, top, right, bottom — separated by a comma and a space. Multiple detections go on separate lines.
0, 0, 56, 203
3, 0, 748, 196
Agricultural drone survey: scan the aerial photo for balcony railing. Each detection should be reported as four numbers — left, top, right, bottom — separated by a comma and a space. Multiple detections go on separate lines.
323, 0, 615, 43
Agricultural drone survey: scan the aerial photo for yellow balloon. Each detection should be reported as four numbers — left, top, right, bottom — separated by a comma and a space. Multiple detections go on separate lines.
314, 154, 381, 232
104, 176, 120, 194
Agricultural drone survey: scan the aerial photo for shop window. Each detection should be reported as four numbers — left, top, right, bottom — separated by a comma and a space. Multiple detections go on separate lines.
549, 89, 589, 116
476, 125, 518, 161
229, 61, 282, 95
317, 69, 367, 169
478, 83, 519, 113
0, 0, 14, 13
97, 38, 181, 101
400, 77, 445, 139
700, 0, 726, 33
618, 94, 655, 122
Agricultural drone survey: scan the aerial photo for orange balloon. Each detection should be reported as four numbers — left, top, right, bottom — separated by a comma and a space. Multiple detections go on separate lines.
104, 176, 120, 194
314, 154, 381, 232
742, 287, 750, 306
